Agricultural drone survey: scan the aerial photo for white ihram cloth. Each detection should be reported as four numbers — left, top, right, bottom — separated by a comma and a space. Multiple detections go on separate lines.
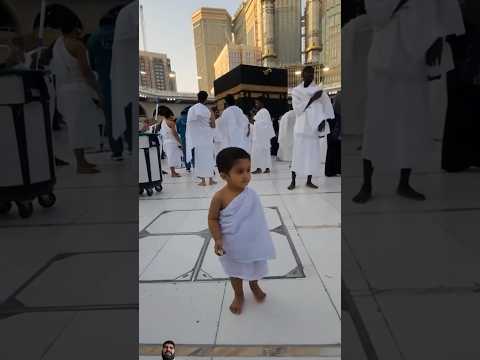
251, 108, 275, 170
160, 121, 182, 168
51, 37, 102, 150
186, 103, 215, 178
277, 110, 296, 161
213, 117, 226, 158
363, 0, 464, 172
291, 82, 334, 176
110, 0, 138, 141
217, 105, 250, 152
342, 15, 373, 135
219, 187, 276, 280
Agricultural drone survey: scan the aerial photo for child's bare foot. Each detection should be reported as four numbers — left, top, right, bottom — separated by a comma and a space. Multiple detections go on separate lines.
249, 281, 266, 302
230, 295, 244, 314
171, 172, 181, 177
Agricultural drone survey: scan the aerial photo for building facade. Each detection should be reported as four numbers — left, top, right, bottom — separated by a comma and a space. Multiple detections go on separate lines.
231, 0, 301, 67
139, 51, 177, 92
192, 7, 232, 94
305, 0, 322, 63
193, 0, 341, 92
213, 43, 262, 80
321, 0, 341, 91
274, 0, 302, 64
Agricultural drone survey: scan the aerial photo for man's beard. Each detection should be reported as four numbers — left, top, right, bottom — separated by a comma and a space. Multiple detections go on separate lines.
162, 351, 175, 360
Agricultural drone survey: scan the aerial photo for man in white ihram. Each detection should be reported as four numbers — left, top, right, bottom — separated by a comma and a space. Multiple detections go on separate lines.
216, 94, 250, 153
288, 66, 334, 190
110, 0, 138, 159
277, 106, 296, 162
251, 97, 276, 174
186, 91, 217, 186
352, 0, 465, 203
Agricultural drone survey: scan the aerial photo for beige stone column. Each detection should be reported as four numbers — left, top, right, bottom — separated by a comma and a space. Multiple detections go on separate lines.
306, 0, 321, 63
261, 0, 277, 66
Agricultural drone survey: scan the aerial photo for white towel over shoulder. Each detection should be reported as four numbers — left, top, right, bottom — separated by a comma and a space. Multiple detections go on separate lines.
219, 187, 276, 263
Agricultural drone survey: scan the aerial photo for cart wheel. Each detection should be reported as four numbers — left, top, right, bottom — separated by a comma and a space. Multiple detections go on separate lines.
155, 185, 163, 193
146, 188, 154, 196
0, 202, 12, 214
38, 193, 56, 208
17, 202, 34, 218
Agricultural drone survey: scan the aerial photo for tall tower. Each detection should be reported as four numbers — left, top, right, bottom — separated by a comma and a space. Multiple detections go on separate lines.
192, 8, 232, 94
274, 0, 301, 65
261, 0, 277, 66
305, 0, 322, 63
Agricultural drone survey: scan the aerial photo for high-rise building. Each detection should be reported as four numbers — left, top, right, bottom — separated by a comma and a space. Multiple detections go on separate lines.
232, 3, 247, 46
214, 43, 262, 80
305, 0, 322, 63
321, 0, 341, 90
192, 8, 232, 94
139, 51, 177, 91
231, 0, 301, 67
274, 0, 302, 64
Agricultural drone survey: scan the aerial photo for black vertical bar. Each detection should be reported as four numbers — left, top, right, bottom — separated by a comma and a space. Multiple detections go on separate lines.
43, 96, 55, 183
144, 148, 152, 183
11, 104, 31, 187
155, 142, 162, 183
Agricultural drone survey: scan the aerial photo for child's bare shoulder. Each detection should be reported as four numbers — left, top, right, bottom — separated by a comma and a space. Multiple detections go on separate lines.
211, 188, 227, 209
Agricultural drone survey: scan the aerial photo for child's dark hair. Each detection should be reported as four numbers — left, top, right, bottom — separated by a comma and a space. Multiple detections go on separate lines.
216, 147, 250, 174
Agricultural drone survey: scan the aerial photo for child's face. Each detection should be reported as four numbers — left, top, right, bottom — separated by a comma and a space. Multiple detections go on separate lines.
222, 159, 251, 189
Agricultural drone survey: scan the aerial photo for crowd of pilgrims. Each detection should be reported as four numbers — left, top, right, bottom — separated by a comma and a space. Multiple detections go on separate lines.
141, 66, 342, 190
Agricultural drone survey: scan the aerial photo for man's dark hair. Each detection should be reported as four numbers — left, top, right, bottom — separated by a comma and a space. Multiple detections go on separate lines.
216, 147, 251, 174
162, 340, 175, 348
197, 91, 208, 103
60, 14, 83, 34
225, 94, 235, 106
303, 65, 315, 74
157, 105, 174, 118
256, 96, 266, 105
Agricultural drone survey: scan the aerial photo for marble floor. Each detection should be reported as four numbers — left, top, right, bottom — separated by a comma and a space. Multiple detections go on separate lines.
342, 135, 480, 359
0, 129, 139, 359
139, 157, 341, 358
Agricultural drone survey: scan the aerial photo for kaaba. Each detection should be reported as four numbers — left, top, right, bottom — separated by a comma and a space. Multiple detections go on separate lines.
214, 65, 289, 155
213, 64, 289, 120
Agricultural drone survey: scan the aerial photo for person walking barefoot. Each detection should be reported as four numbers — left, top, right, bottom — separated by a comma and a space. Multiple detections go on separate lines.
208, 147, 275, 314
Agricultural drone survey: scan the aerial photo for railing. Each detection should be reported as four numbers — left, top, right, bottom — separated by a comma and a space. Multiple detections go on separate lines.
139, 87, 215, 101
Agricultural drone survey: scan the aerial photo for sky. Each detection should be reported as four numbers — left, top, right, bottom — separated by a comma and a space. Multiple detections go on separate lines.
139, 0, 241, 93
139, 0, 307, 93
